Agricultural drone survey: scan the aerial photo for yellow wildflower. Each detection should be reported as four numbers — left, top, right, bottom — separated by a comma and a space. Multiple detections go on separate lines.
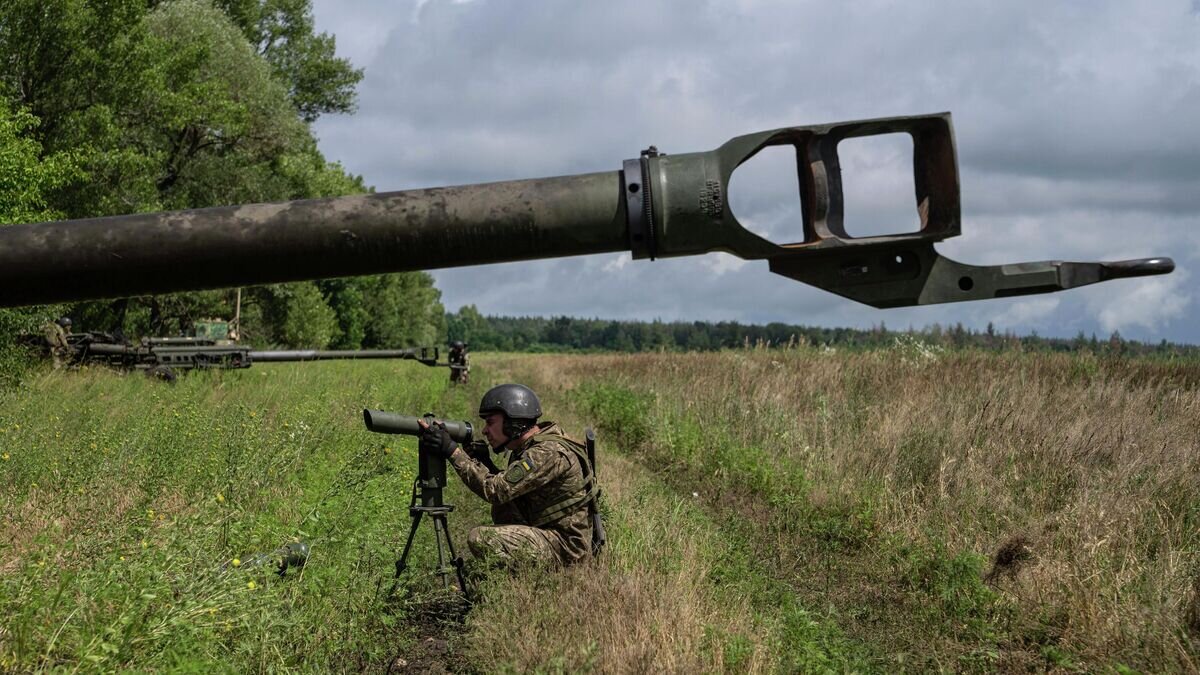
2, 453, 9, 461
231, 558, 241, 568
246, 580, 256, 590
216, 493, 225, 504
119, 556, 126, 561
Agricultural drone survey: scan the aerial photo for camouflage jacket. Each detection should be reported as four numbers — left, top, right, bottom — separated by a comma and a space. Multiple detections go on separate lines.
449, 422, 593, 564
42, 322, 68, 350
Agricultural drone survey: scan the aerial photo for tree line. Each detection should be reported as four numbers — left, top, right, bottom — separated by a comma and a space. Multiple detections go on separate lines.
446, 306, 1198, 358
0, 0, 444, 356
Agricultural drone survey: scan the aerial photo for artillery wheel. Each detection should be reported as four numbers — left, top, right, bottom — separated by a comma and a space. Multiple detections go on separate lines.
146, 365, 177, 384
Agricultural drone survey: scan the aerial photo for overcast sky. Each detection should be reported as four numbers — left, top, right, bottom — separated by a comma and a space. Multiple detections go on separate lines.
309, 0, 1200, 344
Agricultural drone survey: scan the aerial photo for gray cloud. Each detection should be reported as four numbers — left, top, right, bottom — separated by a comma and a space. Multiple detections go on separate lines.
312, 0, 1200, 344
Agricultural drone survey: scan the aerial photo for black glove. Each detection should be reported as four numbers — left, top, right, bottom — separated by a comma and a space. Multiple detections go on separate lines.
465, 439, 490, 462
466, 440, 501, 473
419, 423, 457, 459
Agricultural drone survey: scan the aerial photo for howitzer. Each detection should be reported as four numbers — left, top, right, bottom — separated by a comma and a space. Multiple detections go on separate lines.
0, 113, 1173, 309
66, 333, 440, 376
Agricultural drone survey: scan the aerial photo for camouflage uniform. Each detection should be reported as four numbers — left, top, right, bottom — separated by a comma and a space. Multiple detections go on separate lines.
41, 322, 71, 368
448, 347, 469, 384
448, 422, 592, 566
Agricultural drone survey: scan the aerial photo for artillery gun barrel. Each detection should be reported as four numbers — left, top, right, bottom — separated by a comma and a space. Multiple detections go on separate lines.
0, 113, 1173, 309
0, 172, 624, 307
248, 349, 434, 362
83, 343, 139, 356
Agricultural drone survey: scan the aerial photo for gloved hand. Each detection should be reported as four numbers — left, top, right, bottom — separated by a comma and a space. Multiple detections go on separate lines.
465, 440, 502, 473
464, 439, 490, 462
419, 422, 457, 459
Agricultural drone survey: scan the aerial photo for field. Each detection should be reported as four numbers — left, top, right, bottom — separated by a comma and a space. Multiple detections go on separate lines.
1, 346, 1198, 672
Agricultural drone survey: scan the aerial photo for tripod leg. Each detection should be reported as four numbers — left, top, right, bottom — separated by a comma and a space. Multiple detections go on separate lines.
438, 516, 470, 598
388, 510, 424, 597
433, 514, 451, 591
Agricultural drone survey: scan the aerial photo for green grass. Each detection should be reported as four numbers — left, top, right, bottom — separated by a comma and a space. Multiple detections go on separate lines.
4, 348, 1199, 672
0, 361, 485, 671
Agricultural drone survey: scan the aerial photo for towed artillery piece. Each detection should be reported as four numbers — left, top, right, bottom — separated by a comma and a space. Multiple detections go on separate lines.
60, 331, 440, 381
0, 113, 1173, 310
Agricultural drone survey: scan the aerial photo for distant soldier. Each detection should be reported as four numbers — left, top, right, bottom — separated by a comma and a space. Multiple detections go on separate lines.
41, 317, 73, 368
447, 340, 469, 384
419, 384, 596, 567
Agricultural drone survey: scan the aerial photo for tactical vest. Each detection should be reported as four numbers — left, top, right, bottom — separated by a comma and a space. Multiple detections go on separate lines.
514, 427, 598, 528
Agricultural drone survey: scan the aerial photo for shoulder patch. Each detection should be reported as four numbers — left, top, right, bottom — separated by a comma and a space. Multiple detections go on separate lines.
504, 457, 535, 484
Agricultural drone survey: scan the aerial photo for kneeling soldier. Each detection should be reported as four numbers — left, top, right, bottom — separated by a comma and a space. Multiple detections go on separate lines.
419, 384, 594, 567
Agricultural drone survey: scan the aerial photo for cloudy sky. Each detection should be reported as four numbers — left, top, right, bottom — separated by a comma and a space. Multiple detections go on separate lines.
309, 0, 1200, 344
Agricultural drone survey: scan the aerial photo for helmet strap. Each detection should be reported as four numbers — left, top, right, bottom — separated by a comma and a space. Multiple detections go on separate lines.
498, 418, 534, 451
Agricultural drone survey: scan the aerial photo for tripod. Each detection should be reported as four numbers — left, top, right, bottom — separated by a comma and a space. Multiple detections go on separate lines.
390, 455, 468, 597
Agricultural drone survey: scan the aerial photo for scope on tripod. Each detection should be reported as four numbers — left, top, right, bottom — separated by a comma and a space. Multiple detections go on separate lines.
363, 410, 476, 506
362, 410, 474, 442
362, 409, 472, 595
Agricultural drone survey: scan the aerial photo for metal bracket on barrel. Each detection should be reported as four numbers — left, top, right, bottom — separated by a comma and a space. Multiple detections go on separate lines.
622, 146, 660, 260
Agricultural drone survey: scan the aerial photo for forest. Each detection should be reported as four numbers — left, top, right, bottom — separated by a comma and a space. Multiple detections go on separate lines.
448, 306, 1199, 357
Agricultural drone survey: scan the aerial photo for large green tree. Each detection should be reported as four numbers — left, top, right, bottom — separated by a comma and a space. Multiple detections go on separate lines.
0, 101, 78, 385
0, 101, 81, 225
0, 0, 444, 351
211, 0, 363, 122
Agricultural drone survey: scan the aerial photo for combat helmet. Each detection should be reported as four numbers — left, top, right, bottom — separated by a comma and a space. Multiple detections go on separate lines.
478, 383, 542, 444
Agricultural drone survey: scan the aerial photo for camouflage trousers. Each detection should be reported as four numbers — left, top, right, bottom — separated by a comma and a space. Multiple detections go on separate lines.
467, 525, 564, 567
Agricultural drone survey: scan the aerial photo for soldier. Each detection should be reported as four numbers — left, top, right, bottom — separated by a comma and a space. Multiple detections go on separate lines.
419, 383, 595, 567
41, 317, 73, 368
447, 340, 469, 384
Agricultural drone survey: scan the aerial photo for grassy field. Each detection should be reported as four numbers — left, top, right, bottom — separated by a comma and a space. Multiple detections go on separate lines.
2, 346, 1199, 672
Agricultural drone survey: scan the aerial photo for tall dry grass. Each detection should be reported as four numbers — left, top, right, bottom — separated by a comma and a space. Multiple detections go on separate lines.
463, 451, 770, 673
489, 348, 1200, 671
